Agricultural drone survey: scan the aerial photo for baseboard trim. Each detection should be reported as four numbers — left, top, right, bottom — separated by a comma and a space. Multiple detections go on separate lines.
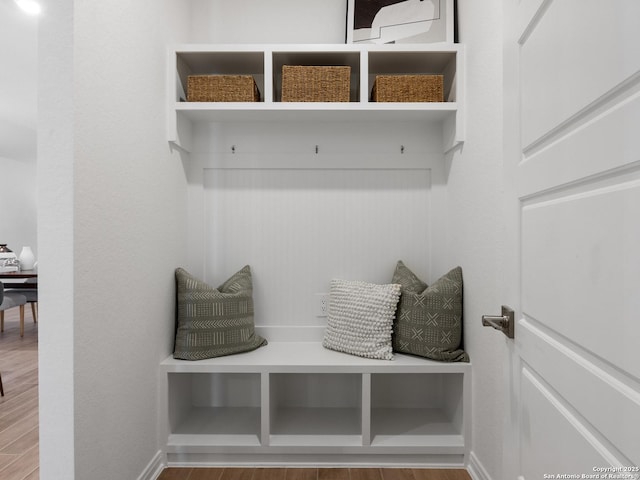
137, 450, 165, 480
467, 451, 493, 480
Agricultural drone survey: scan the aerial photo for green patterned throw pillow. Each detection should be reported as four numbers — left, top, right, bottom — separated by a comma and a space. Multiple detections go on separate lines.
392, 261, 469, 362
392, 259, 429, 294
174, 266, 267, 360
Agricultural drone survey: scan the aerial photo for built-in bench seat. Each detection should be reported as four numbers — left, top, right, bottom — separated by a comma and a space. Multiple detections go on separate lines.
159, 341, 471, 466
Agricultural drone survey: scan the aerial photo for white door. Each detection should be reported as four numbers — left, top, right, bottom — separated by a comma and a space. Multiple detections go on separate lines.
502, 1, 640, 479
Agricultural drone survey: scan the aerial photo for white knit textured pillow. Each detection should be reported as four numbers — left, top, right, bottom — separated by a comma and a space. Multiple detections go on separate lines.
323, 279, 401, 360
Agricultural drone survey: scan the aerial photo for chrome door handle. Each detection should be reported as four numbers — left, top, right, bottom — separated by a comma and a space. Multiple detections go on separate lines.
482, 305, 515, 338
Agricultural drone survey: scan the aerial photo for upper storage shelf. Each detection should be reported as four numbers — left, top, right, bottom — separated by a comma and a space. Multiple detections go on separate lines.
168, 44, 464, 154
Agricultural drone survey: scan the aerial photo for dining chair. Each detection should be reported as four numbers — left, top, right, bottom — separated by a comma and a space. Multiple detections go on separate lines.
1, 282, 28, 395
5, 277, 38, 323
0, 280, 28, 338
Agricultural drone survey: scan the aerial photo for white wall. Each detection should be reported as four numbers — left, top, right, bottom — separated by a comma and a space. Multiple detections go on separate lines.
0, 156, 37, 257
38, 1, 190, 478
188, 0, 348, 44
0, 1, 38, 259
38, 3, 75, 477
449, 1, 505, 479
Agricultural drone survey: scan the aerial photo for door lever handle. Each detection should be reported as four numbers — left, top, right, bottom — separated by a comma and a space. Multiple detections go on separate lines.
482, 316, 508, 329
482, 305, 515, 338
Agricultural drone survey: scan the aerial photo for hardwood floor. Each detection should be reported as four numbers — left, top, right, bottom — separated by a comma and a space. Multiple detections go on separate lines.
0, 307, 39, 480
158, 469, 472, 480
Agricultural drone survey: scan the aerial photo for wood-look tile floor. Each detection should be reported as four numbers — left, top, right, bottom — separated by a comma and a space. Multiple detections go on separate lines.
0, 308, 39, 480
158, 468, 472, 480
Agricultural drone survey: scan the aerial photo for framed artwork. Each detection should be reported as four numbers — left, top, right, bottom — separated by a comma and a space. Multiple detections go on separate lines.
346, 0, 453, 44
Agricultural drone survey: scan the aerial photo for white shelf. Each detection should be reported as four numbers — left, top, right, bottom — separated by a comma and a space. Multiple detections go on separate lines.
167, 43, 465, 153
271, 407, 361, 438
370, 435, 465, 455
174, 102, 459, 129
371, 408, 461, 441
175, 101, 457, 123
168, 433, 261, 448
171, 406, 261, 438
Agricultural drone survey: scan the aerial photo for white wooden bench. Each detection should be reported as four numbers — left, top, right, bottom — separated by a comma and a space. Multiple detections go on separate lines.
159, 341, 471, 466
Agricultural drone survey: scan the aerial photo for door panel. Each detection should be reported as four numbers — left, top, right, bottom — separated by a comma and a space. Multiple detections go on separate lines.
520, 366, 615, 479
519, 322, 640, 465
521, 179, 640, 380
520, 0, 640, 148
503, 0, 640, 477
519, 92, 640, 197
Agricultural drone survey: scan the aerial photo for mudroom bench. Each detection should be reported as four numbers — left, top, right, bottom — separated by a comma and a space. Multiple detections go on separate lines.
159, 341, 471, 466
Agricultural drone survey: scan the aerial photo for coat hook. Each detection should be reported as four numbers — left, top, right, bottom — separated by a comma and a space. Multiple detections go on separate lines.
401, 145, 405, 154
315, 145, 319, 154
231, 145, 236, 154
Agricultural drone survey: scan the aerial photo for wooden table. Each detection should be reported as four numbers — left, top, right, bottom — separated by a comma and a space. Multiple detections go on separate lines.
0, 271, 38, 288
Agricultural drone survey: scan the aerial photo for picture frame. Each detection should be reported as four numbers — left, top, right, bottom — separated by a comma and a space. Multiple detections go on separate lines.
346, 0, 454, 44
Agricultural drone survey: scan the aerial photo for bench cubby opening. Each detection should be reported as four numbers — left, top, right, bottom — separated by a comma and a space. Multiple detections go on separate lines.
269, 372, 363, 446
370, 372, 464, 447
167, 372, 262, 447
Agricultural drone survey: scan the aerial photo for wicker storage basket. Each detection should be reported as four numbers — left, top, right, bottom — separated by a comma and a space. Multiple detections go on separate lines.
371, 74, 444, 102
281, 65, 351, 102
187, 75, 260, 102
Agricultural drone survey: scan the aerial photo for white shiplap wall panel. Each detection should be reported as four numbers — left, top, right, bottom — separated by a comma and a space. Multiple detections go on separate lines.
192, 121, 444, 159
204, 167, 431, 329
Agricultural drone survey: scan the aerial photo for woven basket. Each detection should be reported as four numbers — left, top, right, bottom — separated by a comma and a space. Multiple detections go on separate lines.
187, 75, 260, 102
371, 75, 444, 102
281, 65, 351, 102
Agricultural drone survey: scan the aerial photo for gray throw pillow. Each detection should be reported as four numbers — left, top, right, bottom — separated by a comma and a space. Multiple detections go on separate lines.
392, 260, 429, 294
323, 279, 401, 360
174, 266, 267, 360
392, 261, 469, 362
